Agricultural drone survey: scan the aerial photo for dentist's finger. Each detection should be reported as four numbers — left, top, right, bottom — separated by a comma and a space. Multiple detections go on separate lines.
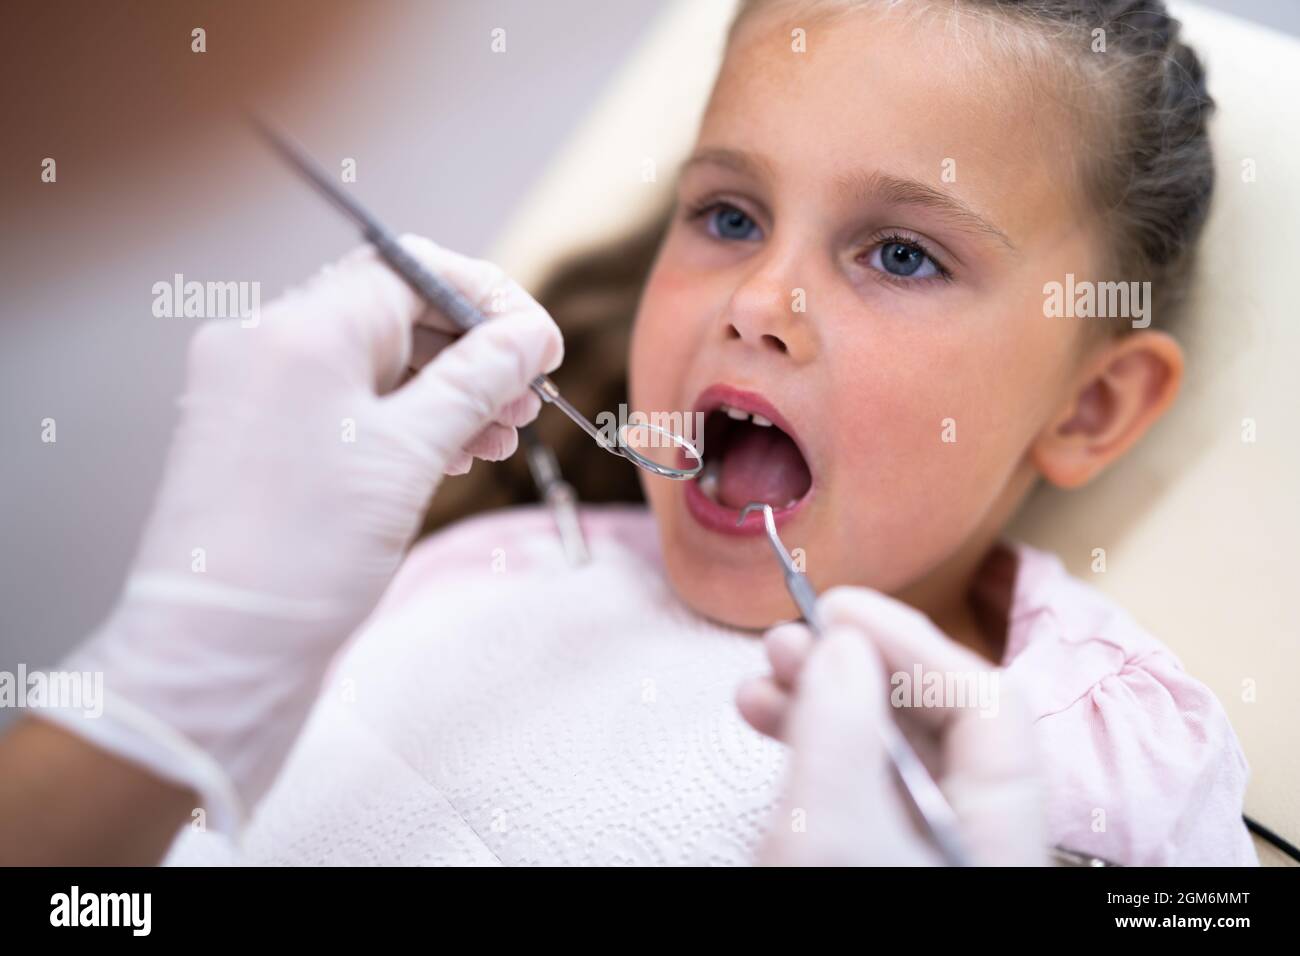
818, 586, 988, 672
737, 622, 813, 739
399, 366, 542, 432
763, 626, 925, 866
766, 621, 815, 690
735, 676, 788, 740
289, 235, 511, 389
817, 586, 1045, 863
785, 625, 893, 810
817, 586, 992, 733
496, 390, 542, 429
391, 234, 529, 336
385, 309, 562, 469
244, 244, 423, 394
937, 679, 1045, 866
461, 422, 520, 462
443, 451, 473, 476
333, 234, 553, 394
452, 392, 539, 468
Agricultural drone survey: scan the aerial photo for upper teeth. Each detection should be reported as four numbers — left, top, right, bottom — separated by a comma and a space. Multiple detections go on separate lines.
721, 404, 772, 427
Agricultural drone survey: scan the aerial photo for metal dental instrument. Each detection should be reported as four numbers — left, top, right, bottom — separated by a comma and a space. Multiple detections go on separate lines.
521, 425, 590, 567
737, 501, 973, 868
251, 118, 703, 481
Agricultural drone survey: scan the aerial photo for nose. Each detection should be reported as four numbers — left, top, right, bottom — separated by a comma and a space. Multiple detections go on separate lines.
719, 245, 819, 362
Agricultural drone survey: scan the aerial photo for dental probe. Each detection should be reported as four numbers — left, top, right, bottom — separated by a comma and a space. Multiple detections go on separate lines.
738, 501, 974, 868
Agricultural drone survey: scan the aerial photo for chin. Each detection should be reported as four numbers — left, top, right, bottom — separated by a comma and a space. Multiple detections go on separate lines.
649, 493, 808, 631
664, 554, 800, 631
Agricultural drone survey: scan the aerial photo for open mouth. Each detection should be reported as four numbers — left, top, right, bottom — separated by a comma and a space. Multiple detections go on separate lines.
685, 385, 813, 533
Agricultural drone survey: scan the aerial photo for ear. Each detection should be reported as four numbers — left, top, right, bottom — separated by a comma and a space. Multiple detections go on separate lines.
1031, 331, 1184, 489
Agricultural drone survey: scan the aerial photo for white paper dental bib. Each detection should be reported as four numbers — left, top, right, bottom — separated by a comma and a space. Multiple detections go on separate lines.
165, 505, 786, 865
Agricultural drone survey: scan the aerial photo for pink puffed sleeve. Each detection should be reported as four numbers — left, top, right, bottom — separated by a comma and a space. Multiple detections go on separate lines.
1030, 650, 1256, 865
1002, 543, 1257, 866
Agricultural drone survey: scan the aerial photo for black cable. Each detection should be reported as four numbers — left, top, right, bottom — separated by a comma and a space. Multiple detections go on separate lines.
1245, 814, 1300, 863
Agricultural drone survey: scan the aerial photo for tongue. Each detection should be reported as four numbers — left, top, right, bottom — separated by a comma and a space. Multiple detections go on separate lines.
717, 425, 811, 510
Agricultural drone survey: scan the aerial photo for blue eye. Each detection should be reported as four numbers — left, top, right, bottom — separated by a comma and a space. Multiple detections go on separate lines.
869, 237, 943, 280
693, 202, 761, 241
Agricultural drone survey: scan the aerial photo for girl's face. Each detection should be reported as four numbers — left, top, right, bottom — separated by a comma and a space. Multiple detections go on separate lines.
630, 5, 1100, 632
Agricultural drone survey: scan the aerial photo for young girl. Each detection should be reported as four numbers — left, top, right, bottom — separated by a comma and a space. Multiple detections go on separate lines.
169, 0, 1255, 865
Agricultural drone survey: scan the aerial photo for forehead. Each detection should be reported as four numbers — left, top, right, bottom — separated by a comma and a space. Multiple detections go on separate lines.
699, 4, 1086, 242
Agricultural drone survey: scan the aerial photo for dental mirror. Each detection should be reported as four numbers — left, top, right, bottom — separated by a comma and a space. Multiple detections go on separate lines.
253, 117, 704, 481
616, 421, 703, 480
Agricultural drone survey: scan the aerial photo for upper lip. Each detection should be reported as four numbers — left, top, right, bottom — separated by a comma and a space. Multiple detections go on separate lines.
692, 383, 813, 477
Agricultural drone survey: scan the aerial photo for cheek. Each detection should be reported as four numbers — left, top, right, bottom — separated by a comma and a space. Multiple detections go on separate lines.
849, 297, 1057, 460
629, 258, 700, 413
821, 319, 1042, 569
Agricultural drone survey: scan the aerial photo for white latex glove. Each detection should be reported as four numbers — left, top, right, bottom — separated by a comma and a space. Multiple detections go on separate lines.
740, 587, 1047, 866
38, 236, 562, 833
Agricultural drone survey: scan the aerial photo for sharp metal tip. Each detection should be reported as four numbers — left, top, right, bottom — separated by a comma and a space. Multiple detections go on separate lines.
738, 501, 795, 578
736, 501, 772, 527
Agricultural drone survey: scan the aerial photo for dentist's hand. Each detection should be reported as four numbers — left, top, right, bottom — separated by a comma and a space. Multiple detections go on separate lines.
739, 587, 1046, 866
37, 236, 562, 833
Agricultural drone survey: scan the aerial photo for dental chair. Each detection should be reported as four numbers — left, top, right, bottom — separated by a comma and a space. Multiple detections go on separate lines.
486, 0, 1300, 865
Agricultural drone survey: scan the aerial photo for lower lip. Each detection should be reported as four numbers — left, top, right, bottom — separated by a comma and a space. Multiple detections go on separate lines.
683, 476, 810, 536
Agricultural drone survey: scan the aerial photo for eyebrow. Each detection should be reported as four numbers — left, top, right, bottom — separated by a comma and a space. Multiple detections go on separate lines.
681, 146, 779, 182
681, 147, 1015, 251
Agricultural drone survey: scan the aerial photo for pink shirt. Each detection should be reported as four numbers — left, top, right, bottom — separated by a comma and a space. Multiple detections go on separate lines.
165, 503, 1256, 865
997, 536, 1256, 865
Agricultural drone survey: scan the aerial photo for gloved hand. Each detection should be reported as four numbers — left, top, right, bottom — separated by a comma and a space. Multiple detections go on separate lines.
739, 587, 1046, 866
38, 236, 562, 833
